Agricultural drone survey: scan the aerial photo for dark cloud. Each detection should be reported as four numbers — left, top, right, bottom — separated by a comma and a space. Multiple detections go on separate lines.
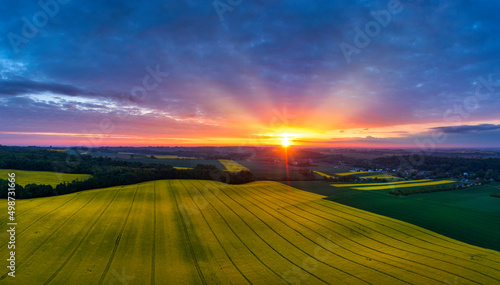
431, 124, 500, 134
0, 78, 85, 96
0, 0, 499, 146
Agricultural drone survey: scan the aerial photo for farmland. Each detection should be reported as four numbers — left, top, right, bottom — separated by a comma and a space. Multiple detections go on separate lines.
350, 180, 456, 191
1, 180, 500, 284
0, 169, 91, 187
219, 159, 250, 172
314, 170, 399, 180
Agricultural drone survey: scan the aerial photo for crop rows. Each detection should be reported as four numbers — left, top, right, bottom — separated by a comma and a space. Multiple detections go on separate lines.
0, 180, 499, 284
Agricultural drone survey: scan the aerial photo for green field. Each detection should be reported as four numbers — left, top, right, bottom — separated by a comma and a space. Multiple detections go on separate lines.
285, 180, 500, 253
1, 180, 500, 284
0, 169, 91, 187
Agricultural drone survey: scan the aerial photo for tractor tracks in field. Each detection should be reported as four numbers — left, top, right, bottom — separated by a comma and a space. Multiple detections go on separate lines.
178, 180, 251, 285
180, 181, 284, 284
258, 184, 500, 284
97, 185, 140, 285
238, 184, 445, 284
281, 184, 500, 266
0, 195, 68, 226
0, 191, 102, 281
190, 181, 334, 285
150, 181, 156, 285
215, 182, 427, 285
0, 191, 84, 253
169, 180, 207, 285
43, 187, 124, 285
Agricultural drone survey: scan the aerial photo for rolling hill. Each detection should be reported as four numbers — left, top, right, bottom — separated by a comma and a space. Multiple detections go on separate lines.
1, 180, 499, 284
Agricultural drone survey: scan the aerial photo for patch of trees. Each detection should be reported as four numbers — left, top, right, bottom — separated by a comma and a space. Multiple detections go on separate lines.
0, 165, 254, 199
490, 193, 500, 198
293, 169, 316, 180
371, 156, 500, 175
0, 147, 255, 199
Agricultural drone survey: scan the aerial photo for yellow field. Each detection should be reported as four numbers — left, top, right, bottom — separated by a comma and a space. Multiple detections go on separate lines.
146, 155, 195, 159
0, 169, 91, 187
1, 180, 499, 284
331, 179, 432, 187
219, 159, 250, 172
173, 166, 193, 170
316, 171, 398, 180
361, 174, 399, 179
313, 171, 335, 178
336, 171, 377, 176
47, 149, 68, 152
352, 180, 456, 191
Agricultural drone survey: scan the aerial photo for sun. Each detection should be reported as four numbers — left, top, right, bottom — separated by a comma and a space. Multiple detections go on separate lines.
281, 137, 291, 147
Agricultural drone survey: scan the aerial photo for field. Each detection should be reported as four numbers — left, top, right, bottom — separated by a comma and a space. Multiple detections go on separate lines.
238, 160, 309, 180
350, 180, 456, 191
359, 174, 399, 179
330, 179, 432, 187
285, 181, 500, 252
0, 169, 91, 187
313, 171, 335, 178
1, 180, 500, 284
219, 160, 250, 172
315, 170, 399, 180
335, 171, 378, 176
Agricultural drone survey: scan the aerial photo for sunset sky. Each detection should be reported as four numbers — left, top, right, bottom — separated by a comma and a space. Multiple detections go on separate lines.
1, 0, 499, 147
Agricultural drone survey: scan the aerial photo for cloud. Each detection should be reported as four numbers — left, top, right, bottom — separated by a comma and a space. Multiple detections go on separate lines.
0, 78, 86, 96
1, 0, 500, 146
431, 124, 500, 134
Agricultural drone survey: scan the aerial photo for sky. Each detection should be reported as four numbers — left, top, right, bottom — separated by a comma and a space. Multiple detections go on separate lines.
0, 0, 499, 148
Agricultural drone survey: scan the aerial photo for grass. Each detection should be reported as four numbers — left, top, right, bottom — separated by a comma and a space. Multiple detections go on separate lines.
219, 159, 250, 172
286, 180, 500, 252
118, 152, 135, 155
0, 169, 91, 187
1, 180, 499, 284
351, 180, 456, 190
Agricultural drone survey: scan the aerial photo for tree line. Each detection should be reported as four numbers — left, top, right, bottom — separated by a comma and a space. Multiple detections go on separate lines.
0, 147, 254, 199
